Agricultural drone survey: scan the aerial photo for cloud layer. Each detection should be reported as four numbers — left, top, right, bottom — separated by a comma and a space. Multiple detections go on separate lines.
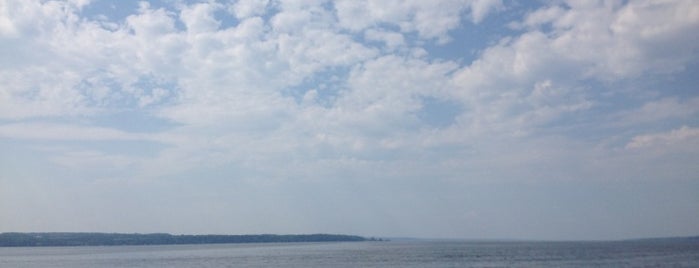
1, 0, 698, 239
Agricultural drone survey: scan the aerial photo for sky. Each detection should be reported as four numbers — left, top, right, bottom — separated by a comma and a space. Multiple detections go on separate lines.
0, 0, 698, 241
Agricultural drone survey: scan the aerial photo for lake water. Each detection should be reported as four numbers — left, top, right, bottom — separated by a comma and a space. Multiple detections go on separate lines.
1, 239, 698, 267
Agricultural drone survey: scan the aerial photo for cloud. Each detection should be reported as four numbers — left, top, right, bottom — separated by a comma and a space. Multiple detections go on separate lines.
180, 2, 221, 33
0, 123, 149, 141
364, 28, 405, 50
127, 2, 178, 37
535, 0, 699, 78
1, 0, 696, 165
610, 0, 699, 73
450, 0, 699, 137
615, 97, 699, 126
469, 0, 503, 23
229, 0, 269, 19
334, 0, 493, 43
0, 1, 18, 36
0, 0, 182, 119
626, 126, 699, 150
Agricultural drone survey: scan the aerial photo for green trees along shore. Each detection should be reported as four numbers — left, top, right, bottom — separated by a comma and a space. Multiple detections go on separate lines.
0, 232, 379, 247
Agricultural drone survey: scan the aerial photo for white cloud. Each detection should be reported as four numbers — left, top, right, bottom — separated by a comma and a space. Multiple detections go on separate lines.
334, 0, 474, 43
548, 0, 698, 78
615, 97, 699, 126
516, 6, 565, 29
0, 0, 18, 36
610, 0, 699, 74
469, 0, 502, 23
127, 2, 178, 37
180, 2, 221, 33
364, 28, 405, 50
0, 1, 178, 119
449, 0, 699, 138
1, 0, 696, 155
330, 55, 459, 136
229, 0, 269, 19
0, 123, 148, 141
626, 126, 699, 150
0, 68, 92, 119
137, 87, 169, 107
0, 0, 696, 180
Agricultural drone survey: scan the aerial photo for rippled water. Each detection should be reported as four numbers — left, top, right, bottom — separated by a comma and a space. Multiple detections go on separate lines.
1, 239, 698, 267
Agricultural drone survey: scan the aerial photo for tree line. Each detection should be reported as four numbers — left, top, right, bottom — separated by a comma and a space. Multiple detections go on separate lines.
0, 232, 371, 247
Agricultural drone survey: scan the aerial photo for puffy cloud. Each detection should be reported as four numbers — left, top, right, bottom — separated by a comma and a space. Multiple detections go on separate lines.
127, 2, 178, 37
469, 0, 503, 23
229, 0, 269, 19
180, 2, 221, 33
450, 0, 699, 137
0, 1, 183, 119
531, 0, 699, 78
297, 55, 461, 148
2, 0, 695, 158
0, 0, 696, 179
335, 0, 489, 43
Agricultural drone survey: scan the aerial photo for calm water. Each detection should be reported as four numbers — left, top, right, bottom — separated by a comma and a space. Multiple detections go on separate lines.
1, 240, 698, 267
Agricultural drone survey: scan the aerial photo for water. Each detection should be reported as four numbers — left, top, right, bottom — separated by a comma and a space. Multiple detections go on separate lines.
1, 240, 698, 267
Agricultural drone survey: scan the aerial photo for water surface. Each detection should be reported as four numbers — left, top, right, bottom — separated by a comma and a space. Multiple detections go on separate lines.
1, 239, 698, 267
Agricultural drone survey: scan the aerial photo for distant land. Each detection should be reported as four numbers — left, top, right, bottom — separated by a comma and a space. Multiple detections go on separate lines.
0, 232, 381, 247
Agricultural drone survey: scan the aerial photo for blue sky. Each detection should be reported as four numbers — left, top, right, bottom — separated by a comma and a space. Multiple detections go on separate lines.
1, 0, 698, 240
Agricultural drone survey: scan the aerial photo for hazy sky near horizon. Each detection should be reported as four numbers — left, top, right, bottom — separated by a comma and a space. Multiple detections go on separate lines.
1, 0, 698, 240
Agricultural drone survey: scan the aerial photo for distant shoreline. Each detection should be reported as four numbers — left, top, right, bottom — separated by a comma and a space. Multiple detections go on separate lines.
0, 232, 381, 247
